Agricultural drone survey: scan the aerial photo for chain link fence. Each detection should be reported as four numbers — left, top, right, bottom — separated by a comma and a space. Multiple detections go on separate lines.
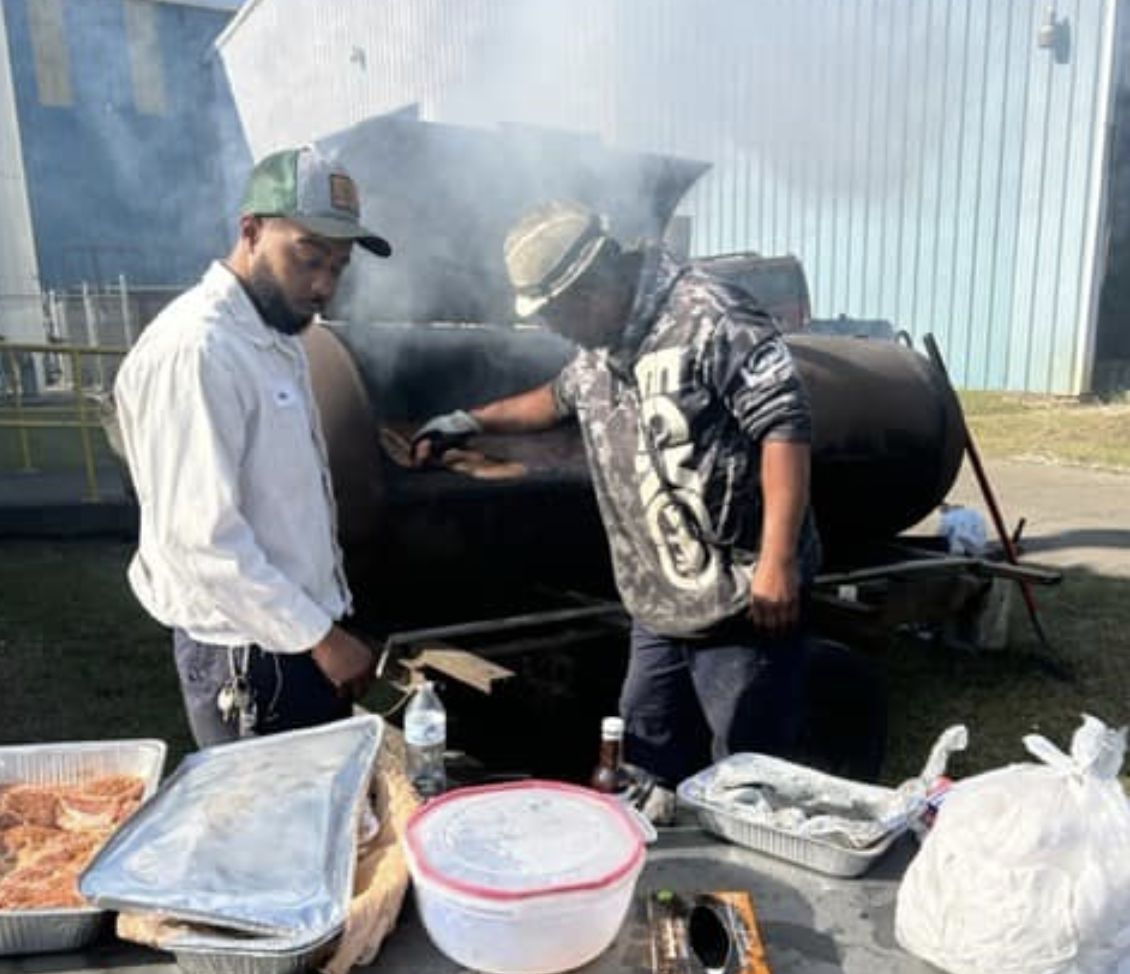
40, 279, 179, 395
0, 280, 180, 502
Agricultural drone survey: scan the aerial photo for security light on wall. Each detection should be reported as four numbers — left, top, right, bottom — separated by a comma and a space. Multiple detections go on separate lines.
1037, 6, 1071, 64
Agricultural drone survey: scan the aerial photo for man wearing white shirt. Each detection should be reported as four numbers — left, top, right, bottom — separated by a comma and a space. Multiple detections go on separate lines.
114, 145, 391, 746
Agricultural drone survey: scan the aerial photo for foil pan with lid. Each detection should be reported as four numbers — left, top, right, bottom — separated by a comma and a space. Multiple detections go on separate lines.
167, 924, 343, 974
80, 715, 383, 938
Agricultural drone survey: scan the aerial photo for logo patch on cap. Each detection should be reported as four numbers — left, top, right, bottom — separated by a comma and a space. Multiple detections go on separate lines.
329, 174, 360, 216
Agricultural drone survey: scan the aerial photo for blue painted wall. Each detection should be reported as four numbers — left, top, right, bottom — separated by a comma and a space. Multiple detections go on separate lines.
4, 0, 249, 289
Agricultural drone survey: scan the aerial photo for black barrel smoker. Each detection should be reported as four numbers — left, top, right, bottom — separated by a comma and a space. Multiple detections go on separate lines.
304, 318, 969, 781
306, 321, 967, 617
297, 112, 984, 781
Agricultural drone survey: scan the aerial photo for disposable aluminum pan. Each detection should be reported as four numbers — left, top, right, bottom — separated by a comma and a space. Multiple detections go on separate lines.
81, 715, 383, 938
677, 756, 903, 878
0, 738, 167, 956
168, 925, 342, 974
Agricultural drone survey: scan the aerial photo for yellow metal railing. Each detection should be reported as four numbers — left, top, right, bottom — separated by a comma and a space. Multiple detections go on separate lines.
0, 341, 129, 503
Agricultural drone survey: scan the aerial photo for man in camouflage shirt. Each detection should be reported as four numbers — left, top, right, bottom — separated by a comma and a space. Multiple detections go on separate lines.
413, 200, 819, 816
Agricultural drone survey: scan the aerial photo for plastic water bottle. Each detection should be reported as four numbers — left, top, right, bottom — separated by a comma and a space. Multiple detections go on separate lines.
404, 680, 446, 799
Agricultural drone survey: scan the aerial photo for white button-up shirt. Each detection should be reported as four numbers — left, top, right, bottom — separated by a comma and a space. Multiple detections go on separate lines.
114, 262, 352, 654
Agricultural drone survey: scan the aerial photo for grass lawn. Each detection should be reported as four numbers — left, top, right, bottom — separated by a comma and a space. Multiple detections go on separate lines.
0, 392, 1127, 784
961, 391, 1130, 471
875, 567, 1130, 781
0, 541, 194, 760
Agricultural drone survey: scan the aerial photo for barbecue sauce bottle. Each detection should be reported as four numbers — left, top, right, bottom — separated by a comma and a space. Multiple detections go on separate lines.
590, 716, 631, 796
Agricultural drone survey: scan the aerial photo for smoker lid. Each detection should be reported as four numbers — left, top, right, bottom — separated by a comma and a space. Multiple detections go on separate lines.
317, 110, 710, 324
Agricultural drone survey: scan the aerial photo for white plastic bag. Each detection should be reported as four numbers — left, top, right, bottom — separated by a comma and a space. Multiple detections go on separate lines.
938, 503, 988, 556
895, 715, 1130, 974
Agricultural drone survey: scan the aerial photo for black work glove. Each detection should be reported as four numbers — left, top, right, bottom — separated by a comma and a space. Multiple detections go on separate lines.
410, 409, 483, 463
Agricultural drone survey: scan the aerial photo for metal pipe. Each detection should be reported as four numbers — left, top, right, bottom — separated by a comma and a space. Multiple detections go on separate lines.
5, 345, 35, 473
375, 602, 626, 678
70, 348, 101, 502
816, 555, 1061, 588
119, 275, 136, 347
81, 283, 108, 391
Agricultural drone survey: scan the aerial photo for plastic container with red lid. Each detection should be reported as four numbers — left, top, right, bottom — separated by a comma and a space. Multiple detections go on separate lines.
403, 779, 654, 974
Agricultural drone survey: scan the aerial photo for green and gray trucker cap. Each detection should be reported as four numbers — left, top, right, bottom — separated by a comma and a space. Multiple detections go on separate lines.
504, 200, 611, 317
241, 145, 392, 258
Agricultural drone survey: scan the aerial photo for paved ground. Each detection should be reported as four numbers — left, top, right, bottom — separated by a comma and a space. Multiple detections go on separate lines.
0, 465, 134, 537
917, 458, 1130, 580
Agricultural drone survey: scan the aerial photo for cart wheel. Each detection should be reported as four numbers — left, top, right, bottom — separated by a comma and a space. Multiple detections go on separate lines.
795, 639, 887, 782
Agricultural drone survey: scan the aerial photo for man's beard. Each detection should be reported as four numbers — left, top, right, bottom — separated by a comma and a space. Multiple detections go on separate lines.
244, 263, 314, 336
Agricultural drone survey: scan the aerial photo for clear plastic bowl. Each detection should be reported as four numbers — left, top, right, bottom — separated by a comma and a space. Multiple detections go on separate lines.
403, 780, 651, 974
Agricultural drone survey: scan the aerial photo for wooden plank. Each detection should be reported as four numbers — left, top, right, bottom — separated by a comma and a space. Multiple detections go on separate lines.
406, 645, 515, 694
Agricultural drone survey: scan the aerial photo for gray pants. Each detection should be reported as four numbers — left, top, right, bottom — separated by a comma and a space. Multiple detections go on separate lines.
173, 630, 351, 748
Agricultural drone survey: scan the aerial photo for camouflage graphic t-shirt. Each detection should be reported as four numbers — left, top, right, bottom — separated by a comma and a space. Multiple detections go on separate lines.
553, 246, 821, 637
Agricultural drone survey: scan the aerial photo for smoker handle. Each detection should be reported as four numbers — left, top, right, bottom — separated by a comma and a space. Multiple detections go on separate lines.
815, 556, 1061, 588
374, 602, 627, 679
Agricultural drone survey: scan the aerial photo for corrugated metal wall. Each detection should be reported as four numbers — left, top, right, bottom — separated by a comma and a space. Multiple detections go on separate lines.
612, 0, 1120, 395
0, 5, 42, 342
218, 0, 1120, 394
217, 0, 621, 152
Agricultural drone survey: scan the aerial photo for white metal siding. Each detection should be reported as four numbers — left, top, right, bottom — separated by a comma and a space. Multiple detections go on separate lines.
0, 3, 43, 342
217, 0, 1120, 394
217, 0, 620, 155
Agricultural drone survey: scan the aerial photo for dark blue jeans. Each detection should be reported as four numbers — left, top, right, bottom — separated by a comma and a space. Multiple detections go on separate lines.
619, 617, 809, 787
173, 630, 351, 748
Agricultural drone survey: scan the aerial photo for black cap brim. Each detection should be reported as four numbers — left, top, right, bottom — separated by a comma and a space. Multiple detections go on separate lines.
357, 235, 392, 258
289, 215, 392, 258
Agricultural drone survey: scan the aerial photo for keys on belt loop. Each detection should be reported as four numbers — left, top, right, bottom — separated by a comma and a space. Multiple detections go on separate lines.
217, 646, 257, 737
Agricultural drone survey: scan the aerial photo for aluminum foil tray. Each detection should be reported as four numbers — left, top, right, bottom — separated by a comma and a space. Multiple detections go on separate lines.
677, 756, 902, 878
0, 738, 168, 956
169, 925, 342, 974
81, 715, 383, 938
